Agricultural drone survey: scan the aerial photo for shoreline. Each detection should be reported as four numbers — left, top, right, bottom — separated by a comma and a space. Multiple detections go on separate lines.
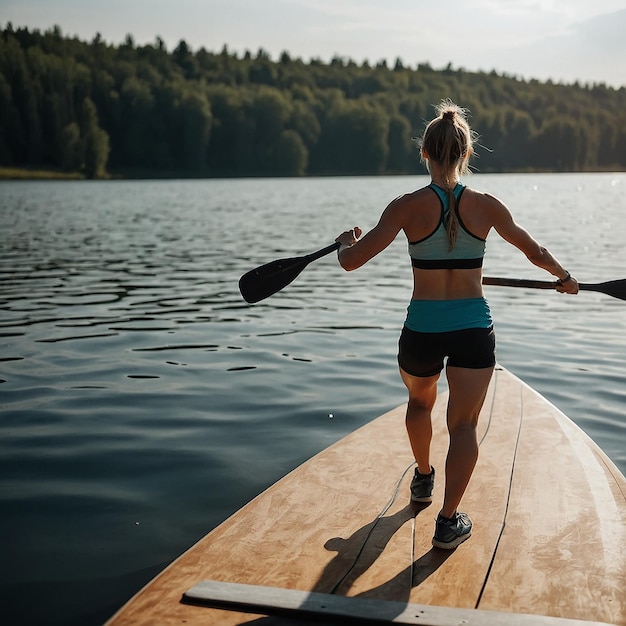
2, 166, 624, 181
0, 166, 85, 180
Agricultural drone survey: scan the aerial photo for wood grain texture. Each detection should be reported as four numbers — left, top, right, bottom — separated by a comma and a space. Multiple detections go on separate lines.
477, 378, 626, 623
105, 367, 626, 626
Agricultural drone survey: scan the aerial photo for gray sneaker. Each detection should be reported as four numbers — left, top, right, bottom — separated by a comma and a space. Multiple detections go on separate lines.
410, 466, 434, 502
432, 512, 472, 549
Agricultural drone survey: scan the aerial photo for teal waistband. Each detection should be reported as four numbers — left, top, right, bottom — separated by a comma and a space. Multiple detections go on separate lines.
404, 297, 492, 333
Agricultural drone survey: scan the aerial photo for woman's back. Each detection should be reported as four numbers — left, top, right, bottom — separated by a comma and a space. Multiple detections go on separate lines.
398, 185, 495, 301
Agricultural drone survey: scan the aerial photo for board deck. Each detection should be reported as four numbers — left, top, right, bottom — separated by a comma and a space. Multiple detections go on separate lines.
106, 367, 626, 625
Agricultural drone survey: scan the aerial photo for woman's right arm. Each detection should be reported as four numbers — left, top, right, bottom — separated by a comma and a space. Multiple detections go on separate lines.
335, 196, 406, 271
487, 194, 579, 294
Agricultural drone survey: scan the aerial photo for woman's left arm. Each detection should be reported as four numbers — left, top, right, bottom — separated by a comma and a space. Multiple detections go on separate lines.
336, 199, 405, 271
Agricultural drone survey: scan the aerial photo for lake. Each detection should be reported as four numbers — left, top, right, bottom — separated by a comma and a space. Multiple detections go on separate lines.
1, 173, 625, 625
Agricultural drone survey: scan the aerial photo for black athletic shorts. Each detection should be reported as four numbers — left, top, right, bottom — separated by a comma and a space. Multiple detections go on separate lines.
397, 325, 496, 377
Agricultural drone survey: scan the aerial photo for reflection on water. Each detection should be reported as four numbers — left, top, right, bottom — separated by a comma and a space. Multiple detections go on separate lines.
1, 174, 625, 625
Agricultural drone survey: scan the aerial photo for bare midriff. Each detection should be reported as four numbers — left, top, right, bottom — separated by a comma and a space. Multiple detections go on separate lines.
411, 267, 484, 301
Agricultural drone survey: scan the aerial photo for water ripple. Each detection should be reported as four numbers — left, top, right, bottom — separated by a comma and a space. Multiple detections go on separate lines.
0, 174, 625, 626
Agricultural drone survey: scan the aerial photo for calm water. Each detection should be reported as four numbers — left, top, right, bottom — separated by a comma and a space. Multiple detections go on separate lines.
1, 174, 625, 625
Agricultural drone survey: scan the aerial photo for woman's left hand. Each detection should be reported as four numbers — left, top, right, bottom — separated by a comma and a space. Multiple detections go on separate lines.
556, 275, 579, 294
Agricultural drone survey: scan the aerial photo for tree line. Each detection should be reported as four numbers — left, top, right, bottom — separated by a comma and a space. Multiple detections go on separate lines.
1, 23, 626, 179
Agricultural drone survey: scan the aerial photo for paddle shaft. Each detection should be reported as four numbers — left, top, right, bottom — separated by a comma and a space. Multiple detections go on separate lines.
305, 241, 341, 262
239, 241, 626, 302
302, 248, 625, 301
482, 276, 626, 300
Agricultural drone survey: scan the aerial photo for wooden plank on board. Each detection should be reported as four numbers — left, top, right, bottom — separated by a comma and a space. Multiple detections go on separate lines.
183, 579, 608, 626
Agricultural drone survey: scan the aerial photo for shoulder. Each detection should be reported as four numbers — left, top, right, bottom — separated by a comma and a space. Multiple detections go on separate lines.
381, 187, 436, 224
388, 187, 434, 210
462, 187, 510, 217
462, 186, 502, 204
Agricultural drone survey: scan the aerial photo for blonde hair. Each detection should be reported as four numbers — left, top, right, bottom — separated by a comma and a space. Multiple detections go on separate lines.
420, 100, 475, 249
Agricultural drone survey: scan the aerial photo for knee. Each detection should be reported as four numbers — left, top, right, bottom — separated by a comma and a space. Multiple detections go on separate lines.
407, 396, 435, 414
448, 421, 478, 437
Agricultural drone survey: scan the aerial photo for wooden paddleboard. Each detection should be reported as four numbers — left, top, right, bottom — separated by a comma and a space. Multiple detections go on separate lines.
106, 366, 626, 625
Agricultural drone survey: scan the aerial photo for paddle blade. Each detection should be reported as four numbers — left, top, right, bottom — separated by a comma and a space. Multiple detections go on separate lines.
239, 256, 310, 303
239, 243, 341, 304
580, 279, 626, 301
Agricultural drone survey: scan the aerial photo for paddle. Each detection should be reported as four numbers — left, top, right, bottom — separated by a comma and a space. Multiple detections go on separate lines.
239, 242, 340, 303
238, 242, 626, 303
482, 277, 626, 300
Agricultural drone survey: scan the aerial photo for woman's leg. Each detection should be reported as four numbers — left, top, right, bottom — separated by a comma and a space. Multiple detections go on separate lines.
399, 368, 440, 475
440, 365, 494, 519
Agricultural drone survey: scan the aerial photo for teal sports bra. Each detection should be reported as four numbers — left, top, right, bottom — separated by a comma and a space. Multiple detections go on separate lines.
408, 183, 486, 269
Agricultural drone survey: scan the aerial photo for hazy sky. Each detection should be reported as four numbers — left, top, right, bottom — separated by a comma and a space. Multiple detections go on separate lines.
3, 0, 626, 87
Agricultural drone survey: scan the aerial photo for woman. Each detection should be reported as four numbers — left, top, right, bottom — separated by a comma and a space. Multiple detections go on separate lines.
335, 100, 579, 550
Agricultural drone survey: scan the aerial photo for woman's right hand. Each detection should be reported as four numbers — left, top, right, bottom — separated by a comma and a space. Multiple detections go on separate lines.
335, 227, 362, 248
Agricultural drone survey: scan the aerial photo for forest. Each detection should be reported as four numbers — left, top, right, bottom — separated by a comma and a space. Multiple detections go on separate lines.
1, 23, 626, 179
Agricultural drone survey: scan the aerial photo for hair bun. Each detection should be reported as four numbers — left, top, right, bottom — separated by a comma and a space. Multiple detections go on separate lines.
442, 110, 455, 123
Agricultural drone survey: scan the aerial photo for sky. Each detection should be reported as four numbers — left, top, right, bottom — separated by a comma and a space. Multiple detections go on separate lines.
2, 0, 626, 88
